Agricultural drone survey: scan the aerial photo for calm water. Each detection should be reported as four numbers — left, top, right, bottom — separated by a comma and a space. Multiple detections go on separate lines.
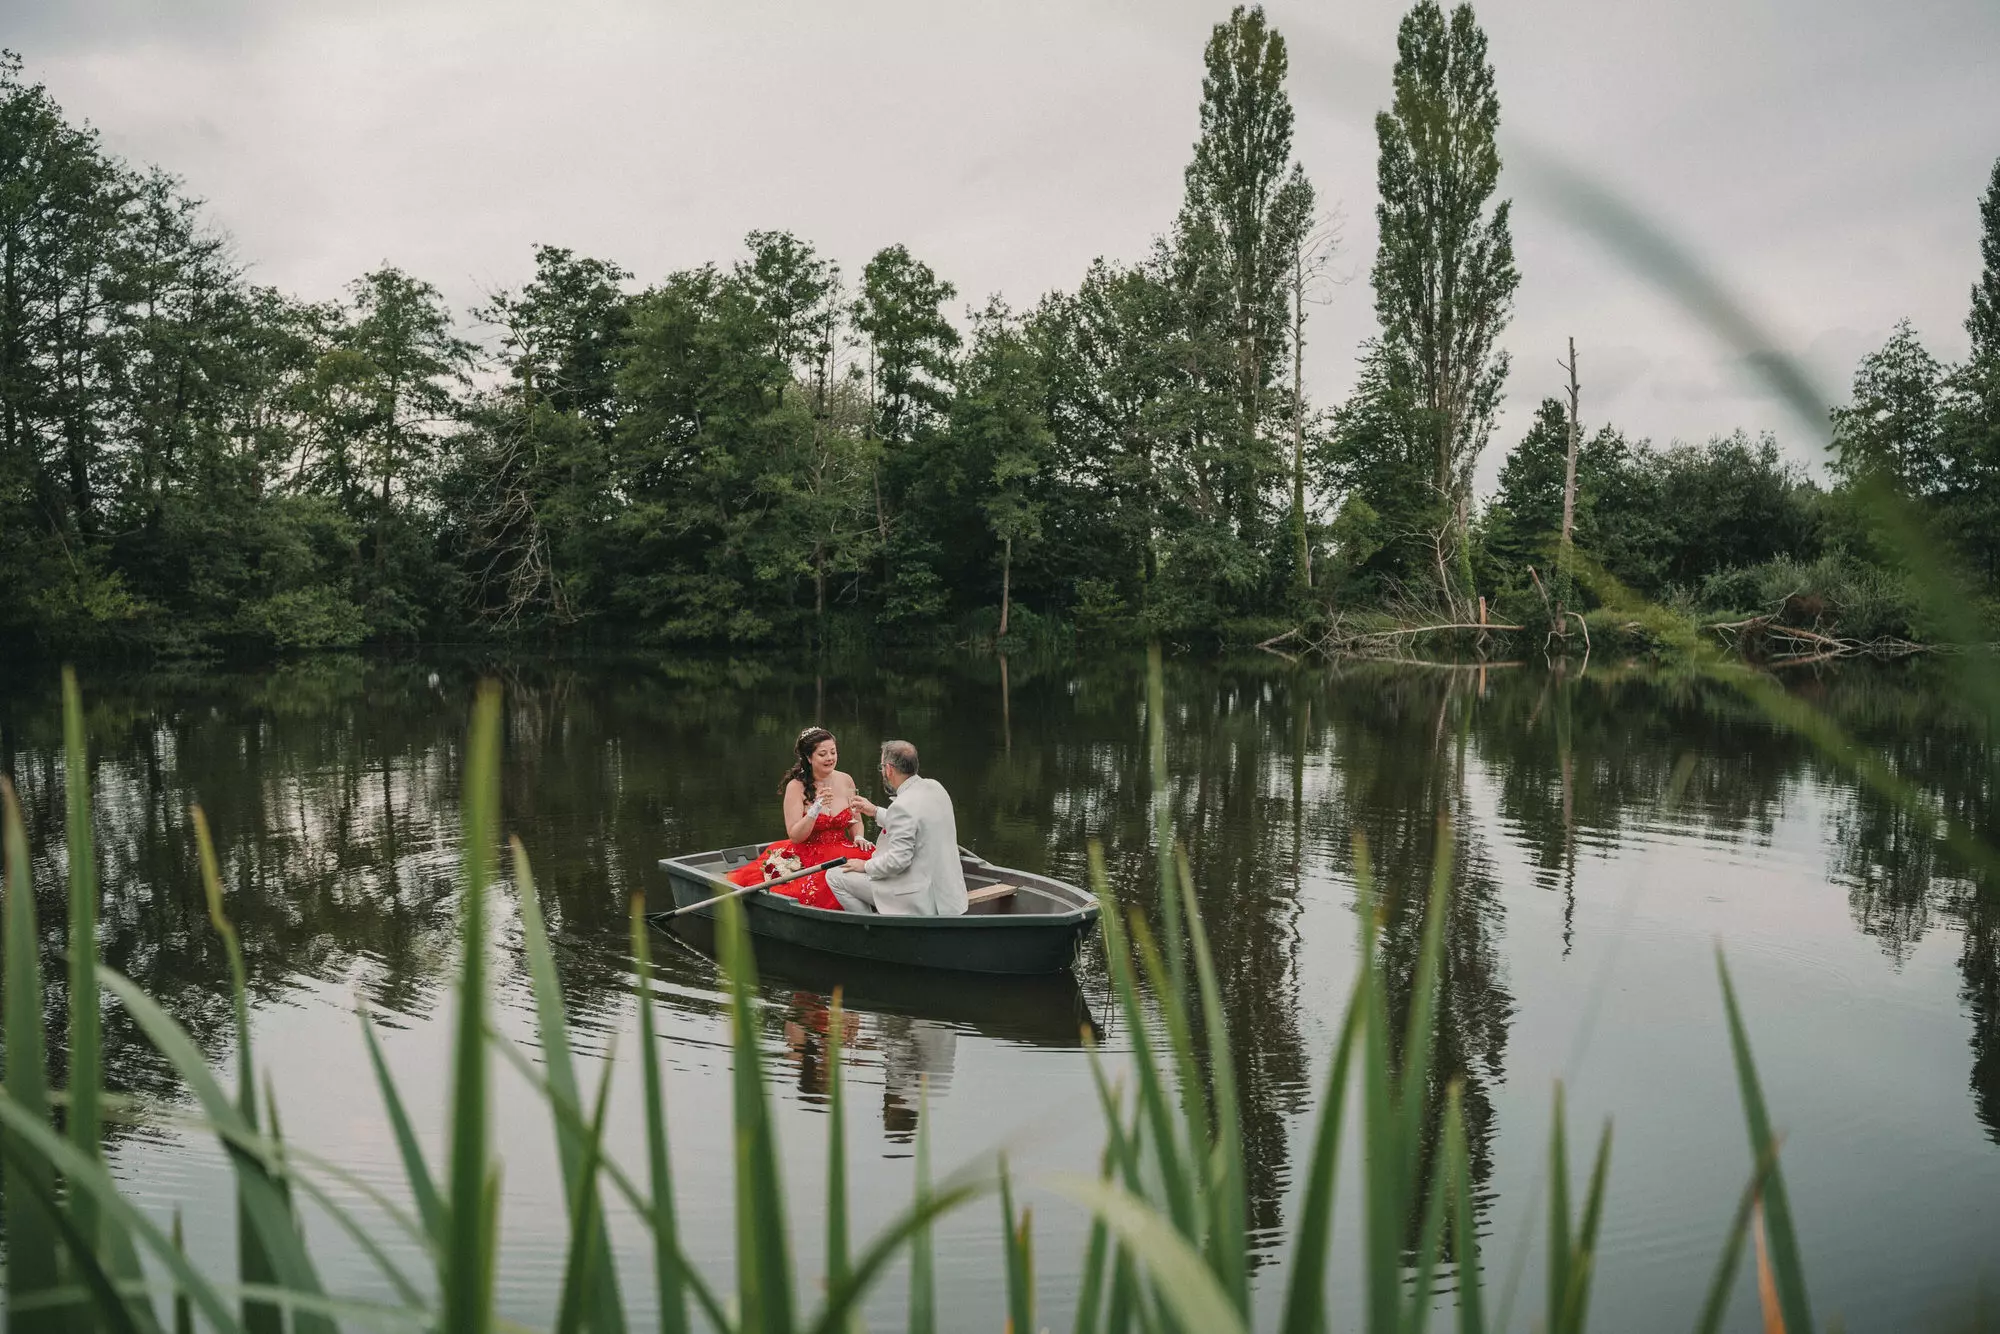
3, 652, 1998, 1331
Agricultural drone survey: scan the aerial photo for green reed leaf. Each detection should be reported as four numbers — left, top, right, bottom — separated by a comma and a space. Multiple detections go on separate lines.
718, 890, 796, 1333
1716, 951, 1815, 1334
514, 835, 628, 1333
173, 1211, 193, 1334
1072, 1147, 1114, 1334
1562, 1122, 1613, 1334
96, 967, 334, 1333
3, 1135, 145, 1334
627, 897, 690, 1334
805, 1173, 989, 1334
824, 985, 857, 1334
1087, 841, 1197, 1238
1000, 1158, 1035, 1334
552, 1052, 616, 1334
63, 668, 105, 1255
487, 1030, 731, 1334
359, 1010, 447, 1248
1178, 845, 1247, 1315
190, 806, 290, 1334
1692, 1139, 1785, 1334
1548, 1086, 1572, 1334
1046, 1175, 1250, 1334
3, 776, 66, 1328
911, 1081, 937, 1334
0, 1089, 244, 1334
1276, 990, 1362, 1334
445, 680, 503, 1334
1445, 1085, 1485, 1334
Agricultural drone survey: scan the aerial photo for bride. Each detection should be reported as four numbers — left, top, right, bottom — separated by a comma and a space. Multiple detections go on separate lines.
724, 726, 873, 910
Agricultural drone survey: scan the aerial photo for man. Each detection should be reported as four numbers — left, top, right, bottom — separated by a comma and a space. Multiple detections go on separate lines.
828, 739, 968, 916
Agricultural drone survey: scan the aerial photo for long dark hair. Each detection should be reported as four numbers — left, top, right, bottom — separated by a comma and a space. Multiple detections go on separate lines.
783, 727, 836, 802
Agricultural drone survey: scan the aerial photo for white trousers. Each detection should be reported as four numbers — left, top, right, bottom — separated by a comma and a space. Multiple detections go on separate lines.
827, 868, 910, 915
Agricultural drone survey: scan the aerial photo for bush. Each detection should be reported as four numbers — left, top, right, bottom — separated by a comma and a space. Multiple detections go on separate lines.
1699, 552, 1923, 642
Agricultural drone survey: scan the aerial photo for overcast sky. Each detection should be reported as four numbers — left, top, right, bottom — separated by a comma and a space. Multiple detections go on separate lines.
7, 0, 1997, 489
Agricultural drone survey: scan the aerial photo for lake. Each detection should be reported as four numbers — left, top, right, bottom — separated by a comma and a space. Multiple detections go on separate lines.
2, 652, 1996, 1331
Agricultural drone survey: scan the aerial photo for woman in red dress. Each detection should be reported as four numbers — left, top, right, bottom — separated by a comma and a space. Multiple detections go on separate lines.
726, 726, 872, 910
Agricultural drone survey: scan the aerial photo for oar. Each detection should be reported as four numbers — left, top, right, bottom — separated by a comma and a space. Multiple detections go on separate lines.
650, 856, 849, 922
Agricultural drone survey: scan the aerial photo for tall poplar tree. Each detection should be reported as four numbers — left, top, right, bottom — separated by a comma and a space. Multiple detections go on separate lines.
1370, 0, 1518, 607
1176, 4, 1314, 550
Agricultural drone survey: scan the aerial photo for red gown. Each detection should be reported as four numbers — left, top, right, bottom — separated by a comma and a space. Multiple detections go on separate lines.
727, 808, 871, 911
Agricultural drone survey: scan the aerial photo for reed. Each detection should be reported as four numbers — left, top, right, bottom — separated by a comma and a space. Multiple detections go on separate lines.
0, 667, 1851, 1332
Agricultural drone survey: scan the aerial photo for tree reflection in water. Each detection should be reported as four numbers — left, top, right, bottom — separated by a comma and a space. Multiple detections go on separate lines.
1, 651, 1996, 1223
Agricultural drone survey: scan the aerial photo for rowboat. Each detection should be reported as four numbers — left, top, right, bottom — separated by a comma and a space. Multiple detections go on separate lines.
653, 844, 1101, 975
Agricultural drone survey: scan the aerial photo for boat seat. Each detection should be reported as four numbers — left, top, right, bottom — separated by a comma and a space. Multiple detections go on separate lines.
966, 883, 1016, 905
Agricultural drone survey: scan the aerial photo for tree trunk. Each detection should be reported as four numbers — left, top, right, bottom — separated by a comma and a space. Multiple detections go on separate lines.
1291, 252, 1309, 589
1560, 337, 1580, 555
998, 536, 1011, 637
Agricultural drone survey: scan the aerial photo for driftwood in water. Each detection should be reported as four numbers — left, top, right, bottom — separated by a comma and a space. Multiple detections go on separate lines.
1706, 615, 1930, 665
1261, 616, 1526, 662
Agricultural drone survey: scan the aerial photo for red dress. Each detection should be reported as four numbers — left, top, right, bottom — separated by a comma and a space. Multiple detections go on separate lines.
727, 808, 871, 911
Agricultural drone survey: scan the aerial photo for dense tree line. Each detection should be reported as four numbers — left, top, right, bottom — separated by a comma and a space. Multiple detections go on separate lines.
3, 8, 1998, 659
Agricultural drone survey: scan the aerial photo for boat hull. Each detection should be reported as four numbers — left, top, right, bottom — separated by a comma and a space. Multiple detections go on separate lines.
656, 845, 1099, 976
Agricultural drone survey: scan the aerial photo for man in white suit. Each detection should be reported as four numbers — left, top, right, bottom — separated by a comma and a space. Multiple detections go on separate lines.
829, 740, 968, 916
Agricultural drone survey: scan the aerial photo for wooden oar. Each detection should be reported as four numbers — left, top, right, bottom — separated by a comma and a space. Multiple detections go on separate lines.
650, 856, 849, 922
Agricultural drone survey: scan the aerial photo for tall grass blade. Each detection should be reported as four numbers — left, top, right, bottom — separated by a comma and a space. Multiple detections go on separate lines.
552, 1054, 617, 1334
910, 1081, 937, 1334
63, 667, 105, 1254
1176, 846, 1247, 1315
805, 1174, 989, 1334
717, 891, 796, 1332
359, 1011, 447, 1247
1692, 1142, 1786, 1334
1565, 1123, 1614, 1334
1716, 953, 1814, 1334
0, 1091, 244, 1334
1276, 995, 1362, 1334
627, 898, 689, 1334
1086, 841, 1196, 1237
1548, 1086, 1572, 1334
95, 968, 333, 1333
1355, 832, 1402, 1334
1071, 1147, 1115, 1334
1445, 1085, 1486, 1334
191, 807, 288, 1334
825, 986, 856, 1334
2, 1138, 144, 1334
514, 835, 628, 1332
1399, 1134, 1454, 1334
445, 680, 503, 1334
3, 776, 66, 1328
1045, 1175, 1250, 1334
173, 1211, 194, 1334
1000, 1158, 1035, 1334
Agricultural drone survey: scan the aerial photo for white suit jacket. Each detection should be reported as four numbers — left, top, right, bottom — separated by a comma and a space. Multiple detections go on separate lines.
864, 776, 969, 916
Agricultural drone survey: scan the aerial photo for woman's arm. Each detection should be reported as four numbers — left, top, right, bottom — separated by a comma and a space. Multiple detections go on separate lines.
782, 780, 819, 843
834, 774, 872, 847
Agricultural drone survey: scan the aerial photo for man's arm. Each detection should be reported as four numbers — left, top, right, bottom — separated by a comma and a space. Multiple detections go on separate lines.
865, 803, 919, 879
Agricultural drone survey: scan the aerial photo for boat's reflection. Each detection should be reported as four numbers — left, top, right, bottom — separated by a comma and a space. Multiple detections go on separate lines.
665, 917, 1104, 1140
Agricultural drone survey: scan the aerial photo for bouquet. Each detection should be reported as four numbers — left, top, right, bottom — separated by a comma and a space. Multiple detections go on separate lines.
761, 848, 804, 881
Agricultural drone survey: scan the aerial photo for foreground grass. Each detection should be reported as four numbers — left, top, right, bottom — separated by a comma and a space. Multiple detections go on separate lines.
1, 662, 1836, 1332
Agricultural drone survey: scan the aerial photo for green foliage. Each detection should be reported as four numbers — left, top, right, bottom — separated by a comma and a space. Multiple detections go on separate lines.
1363, 0, 1518, 607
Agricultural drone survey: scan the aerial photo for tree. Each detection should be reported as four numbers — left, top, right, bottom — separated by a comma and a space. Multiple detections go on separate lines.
854, 243, 959, 627
1176, 6, 1315, 548
949, 299, 1054, 636
1369, 0, 1518, 609
1969, 156, 2000, 367
1830, 320, 1949, 496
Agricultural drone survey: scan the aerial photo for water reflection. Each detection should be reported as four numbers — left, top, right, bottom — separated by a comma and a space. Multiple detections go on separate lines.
2, 650, 1997, 1317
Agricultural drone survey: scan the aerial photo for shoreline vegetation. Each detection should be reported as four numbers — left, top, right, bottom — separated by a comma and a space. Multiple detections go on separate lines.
0, 660, 1870, 1333
3, 5, 1998, 667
